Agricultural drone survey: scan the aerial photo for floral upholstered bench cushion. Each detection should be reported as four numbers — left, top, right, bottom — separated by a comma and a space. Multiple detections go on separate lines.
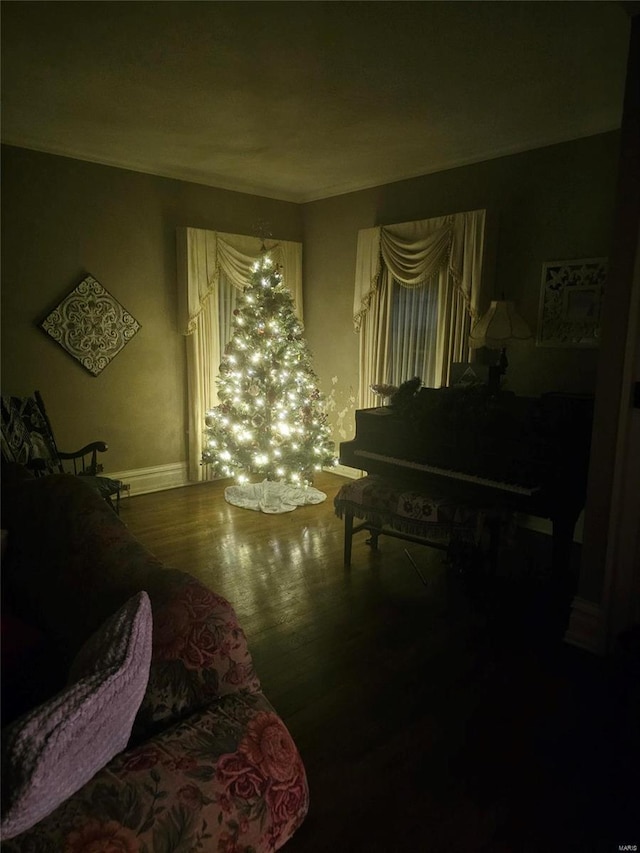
334, 475, 482, 544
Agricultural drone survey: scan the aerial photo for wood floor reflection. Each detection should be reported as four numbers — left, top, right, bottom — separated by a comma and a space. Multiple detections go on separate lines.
120, 472, 636, 852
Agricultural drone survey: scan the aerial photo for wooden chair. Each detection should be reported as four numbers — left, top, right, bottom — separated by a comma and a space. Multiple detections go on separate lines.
0, 391, 122, 513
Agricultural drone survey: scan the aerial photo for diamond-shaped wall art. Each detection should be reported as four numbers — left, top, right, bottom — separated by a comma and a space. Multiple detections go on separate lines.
41, 274, 141, 376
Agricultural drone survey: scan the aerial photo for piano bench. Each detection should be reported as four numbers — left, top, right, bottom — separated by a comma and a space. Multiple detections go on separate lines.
333, 475, 483, 568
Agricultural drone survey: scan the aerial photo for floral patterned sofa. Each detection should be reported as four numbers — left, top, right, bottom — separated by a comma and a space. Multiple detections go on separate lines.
1, 472, 308, 852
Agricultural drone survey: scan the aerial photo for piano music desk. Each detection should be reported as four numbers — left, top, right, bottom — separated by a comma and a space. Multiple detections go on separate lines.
334, 475, 491, 569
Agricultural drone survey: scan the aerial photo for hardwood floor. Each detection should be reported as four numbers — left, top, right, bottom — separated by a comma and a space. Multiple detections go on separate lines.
120, 472, 638, 853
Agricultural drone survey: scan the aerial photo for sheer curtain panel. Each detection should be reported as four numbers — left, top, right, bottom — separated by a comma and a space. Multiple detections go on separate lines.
177, 228, 303, 481
353, 210, 486, 410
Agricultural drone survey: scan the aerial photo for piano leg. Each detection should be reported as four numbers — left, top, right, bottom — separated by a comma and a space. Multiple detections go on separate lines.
344, 511, 353, 567
365, 531, 380, 550
551, 515, 579, 587
550, 512, 580, 635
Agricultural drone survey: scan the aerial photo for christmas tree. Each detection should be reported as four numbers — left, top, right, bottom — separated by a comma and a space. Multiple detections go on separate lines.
202, 253, 335, 486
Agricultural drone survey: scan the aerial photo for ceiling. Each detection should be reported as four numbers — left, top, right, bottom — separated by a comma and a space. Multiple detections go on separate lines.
0, 1, 631, 203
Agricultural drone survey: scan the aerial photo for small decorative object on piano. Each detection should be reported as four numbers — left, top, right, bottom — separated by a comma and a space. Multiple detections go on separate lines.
450, 363, 489, 388
389, 377, 422, 411
370, 383, 398, 401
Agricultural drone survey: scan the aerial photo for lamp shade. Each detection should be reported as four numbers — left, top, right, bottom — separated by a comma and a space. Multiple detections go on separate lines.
469, 300, 532, 349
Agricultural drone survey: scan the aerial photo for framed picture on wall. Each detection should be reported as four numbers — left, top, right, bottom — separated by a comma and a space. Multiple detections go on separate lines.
40, 274, 141, 375
536, 257, 607, 348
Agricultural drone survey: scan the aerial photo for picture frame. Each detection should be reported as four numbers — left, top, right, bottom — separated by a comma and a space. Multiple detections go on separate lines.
40, 274, 141, 376
536, 257, 607, 348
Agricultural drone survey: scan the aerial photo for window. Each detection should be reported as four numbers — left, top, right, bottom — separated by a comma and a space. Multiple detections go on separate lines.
354, 210, 485, 409
388, 271, 439, 387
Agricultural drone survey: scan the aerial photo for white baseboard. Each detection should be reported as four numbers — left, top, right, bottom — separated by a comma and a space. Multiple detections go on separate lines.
108, 462, 191, 497
325, 463, 361, 479
515, 509, 584, 543
564, 596, 605, 655
110, 462, 356, 496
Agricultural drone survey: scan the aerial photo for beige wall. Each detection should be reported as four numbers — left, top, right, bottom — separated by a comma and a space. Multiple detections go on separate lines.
302, 132, 621, 445
1, 145, 302, 472
2, 133, 620, 473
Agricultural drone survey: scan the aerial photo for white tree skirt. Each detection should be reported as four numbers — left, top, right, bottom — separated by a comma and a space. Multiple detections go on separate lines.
224, 479, 327, 514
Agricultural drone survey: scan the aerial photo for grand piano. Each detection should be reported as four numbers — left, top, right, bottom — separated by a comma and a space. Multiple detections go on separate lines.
339, 385, 594, 583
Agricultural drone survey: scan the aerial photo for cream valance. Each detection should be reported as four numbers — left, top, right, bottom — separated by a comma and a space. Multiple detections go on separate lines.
353, 210, 485, 332
178, 227, 303, 336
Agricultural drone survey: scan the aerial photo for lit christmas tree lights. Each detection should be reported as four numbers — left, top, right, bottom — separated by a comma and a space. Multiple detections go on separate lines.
202, 253, 335, 486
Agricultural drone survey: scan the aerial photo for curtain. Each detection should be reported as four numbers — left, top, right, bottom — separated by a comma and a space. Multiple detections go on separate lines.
177, 227, 303, 481
388, 270, 440, 387
354, 209, 485, 410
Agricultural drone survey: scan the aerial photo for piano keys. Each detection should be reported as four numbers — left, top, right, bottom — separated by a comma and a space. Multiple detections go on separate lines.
350, 449, 539, 496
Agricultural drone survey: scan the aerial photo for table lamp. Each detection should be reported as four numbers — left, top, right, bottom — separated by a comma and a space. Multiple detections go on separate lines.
469, 300, 532, 393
